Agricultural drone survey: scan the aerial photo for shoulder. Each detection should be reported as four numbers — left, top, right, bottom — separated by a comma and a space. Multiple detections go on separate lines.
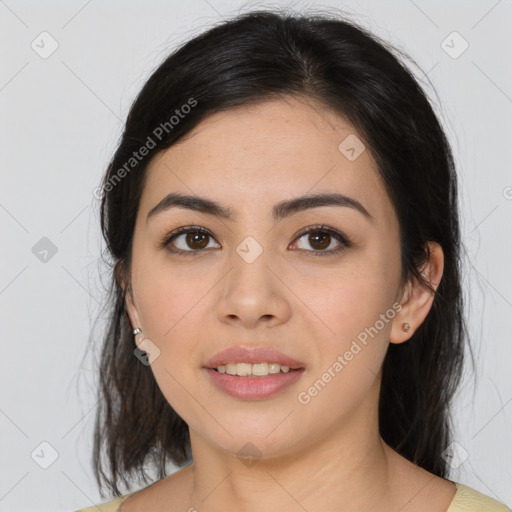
74, 465, 193, 512
447, 482, 511, 512
73, 491, 139, 512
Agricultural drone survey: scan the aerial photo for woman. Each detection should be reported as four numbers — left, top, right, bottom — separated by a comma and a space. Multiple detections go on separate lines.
75, 8, 510, 512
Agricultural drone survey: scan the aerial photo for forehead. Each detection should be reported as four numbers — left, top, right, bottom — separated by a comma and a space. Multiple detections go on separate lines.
140, 96, 396, 228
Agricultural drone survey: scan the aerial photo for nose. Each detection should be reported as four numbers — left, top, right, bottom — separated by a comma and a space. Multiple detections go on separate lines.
215, 246, 292, 329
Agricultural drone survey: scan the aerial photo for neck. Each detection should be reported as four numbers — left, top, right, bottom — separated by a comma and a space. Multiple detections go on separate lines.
184, 396, 394, 511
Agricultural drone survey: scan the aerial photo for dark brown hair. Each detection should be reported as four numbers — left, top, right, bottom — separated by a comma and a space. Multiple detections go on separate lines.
91, 8, 473, 498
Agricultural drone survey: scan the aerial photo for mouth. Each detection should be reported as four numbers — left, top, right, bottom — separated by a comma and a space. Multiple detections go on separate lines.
203, 365, 306, 400
207, 362, 304, 377
202, 346, 306, 399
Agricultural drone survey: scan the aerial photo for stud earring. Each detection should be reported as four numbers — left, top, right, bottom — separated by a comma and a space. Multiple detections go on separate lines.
401, 322, 410, 332
132, 327, 146, 351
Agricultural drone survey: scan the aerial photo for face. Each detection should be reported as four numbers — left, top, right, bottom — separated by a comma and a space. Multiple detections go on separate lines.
123, 96, 436, 460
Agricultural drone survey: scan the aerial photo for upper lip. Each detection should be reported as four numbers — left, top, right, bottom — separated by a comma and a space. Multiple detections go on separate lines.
203, 345, 306, 369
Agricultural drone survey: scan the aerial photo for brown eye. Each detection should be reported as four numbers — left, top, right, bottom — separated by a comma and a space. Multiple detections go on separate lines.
161, 226, 220, 255
184, 231, 210, 250
307, 232, 331, 250
161, 224, 351, 258
291, 225, 351, 256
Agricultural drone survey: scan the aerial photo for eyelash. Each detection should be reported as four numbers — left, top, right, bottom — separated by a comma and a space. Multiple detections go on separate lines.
159, 224, 352, 258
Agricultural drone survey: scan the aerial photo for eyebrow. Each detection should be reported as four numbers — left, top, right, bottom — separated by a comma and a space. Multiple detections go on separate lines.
146, 192, 374, 224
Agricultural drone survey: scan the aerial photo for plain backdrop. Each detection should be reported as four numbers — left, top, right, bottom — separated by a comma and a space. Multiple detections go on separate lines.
1, 0, 511, 510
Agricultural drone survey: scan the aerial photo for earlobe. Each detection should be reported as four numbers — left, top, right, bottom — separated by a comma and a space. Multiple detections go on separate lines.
125, 289, 141, 332
125, 290, 149, 352
115, 259, 142, 333
389, 241, 444, 345
390, 279, 414, 345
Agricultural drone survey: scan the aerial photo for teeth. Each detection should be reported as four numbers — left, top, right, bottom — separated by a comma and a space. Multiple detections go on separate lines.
217, 363, 292, 376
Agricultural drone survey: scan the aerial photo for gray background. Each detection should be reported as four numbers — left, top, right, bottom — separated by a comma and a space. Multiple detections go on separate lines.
1, 0, 511, 510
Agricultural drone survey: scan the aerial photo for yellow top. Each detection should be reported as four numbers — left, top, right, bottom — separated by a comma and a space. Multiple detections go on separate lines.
74, 482, 510, 512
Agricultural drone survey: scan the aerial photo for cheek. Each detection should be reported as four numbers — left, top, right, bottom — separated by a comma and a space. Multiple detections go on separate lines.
295, 262, 394, 334
133, 259, 215, 339
134, 273, 206, 425
291, 261, 396, 381
295, 281, 393, 420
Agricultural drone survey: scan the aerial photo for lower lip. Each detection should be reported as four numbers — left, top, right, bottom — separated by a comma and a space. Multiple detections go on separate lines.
203, 368, 305, 400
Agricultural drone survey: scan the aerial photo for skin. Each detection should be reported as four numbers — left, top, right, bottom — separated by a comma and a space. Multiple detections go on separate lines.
120, 95, 455, 512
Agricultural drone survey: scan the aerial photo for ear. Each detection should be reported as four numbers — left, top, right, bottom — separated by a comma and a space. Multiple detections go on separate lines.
125, 289, 142, 334
115, 259, 143, 348
389, 241, 444, 344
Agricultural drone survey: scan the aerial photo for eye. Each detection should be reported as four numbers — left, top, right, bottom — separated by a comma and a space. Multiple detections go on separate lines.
290, 224, 351, 256
160, 224, 351, 257
160, 226, 219, 256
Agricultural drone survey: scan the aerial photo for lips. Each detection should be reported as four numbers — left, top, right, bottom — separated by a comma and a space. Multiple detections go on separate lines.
203, 345, 306, 370
204, 367, 305, 400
